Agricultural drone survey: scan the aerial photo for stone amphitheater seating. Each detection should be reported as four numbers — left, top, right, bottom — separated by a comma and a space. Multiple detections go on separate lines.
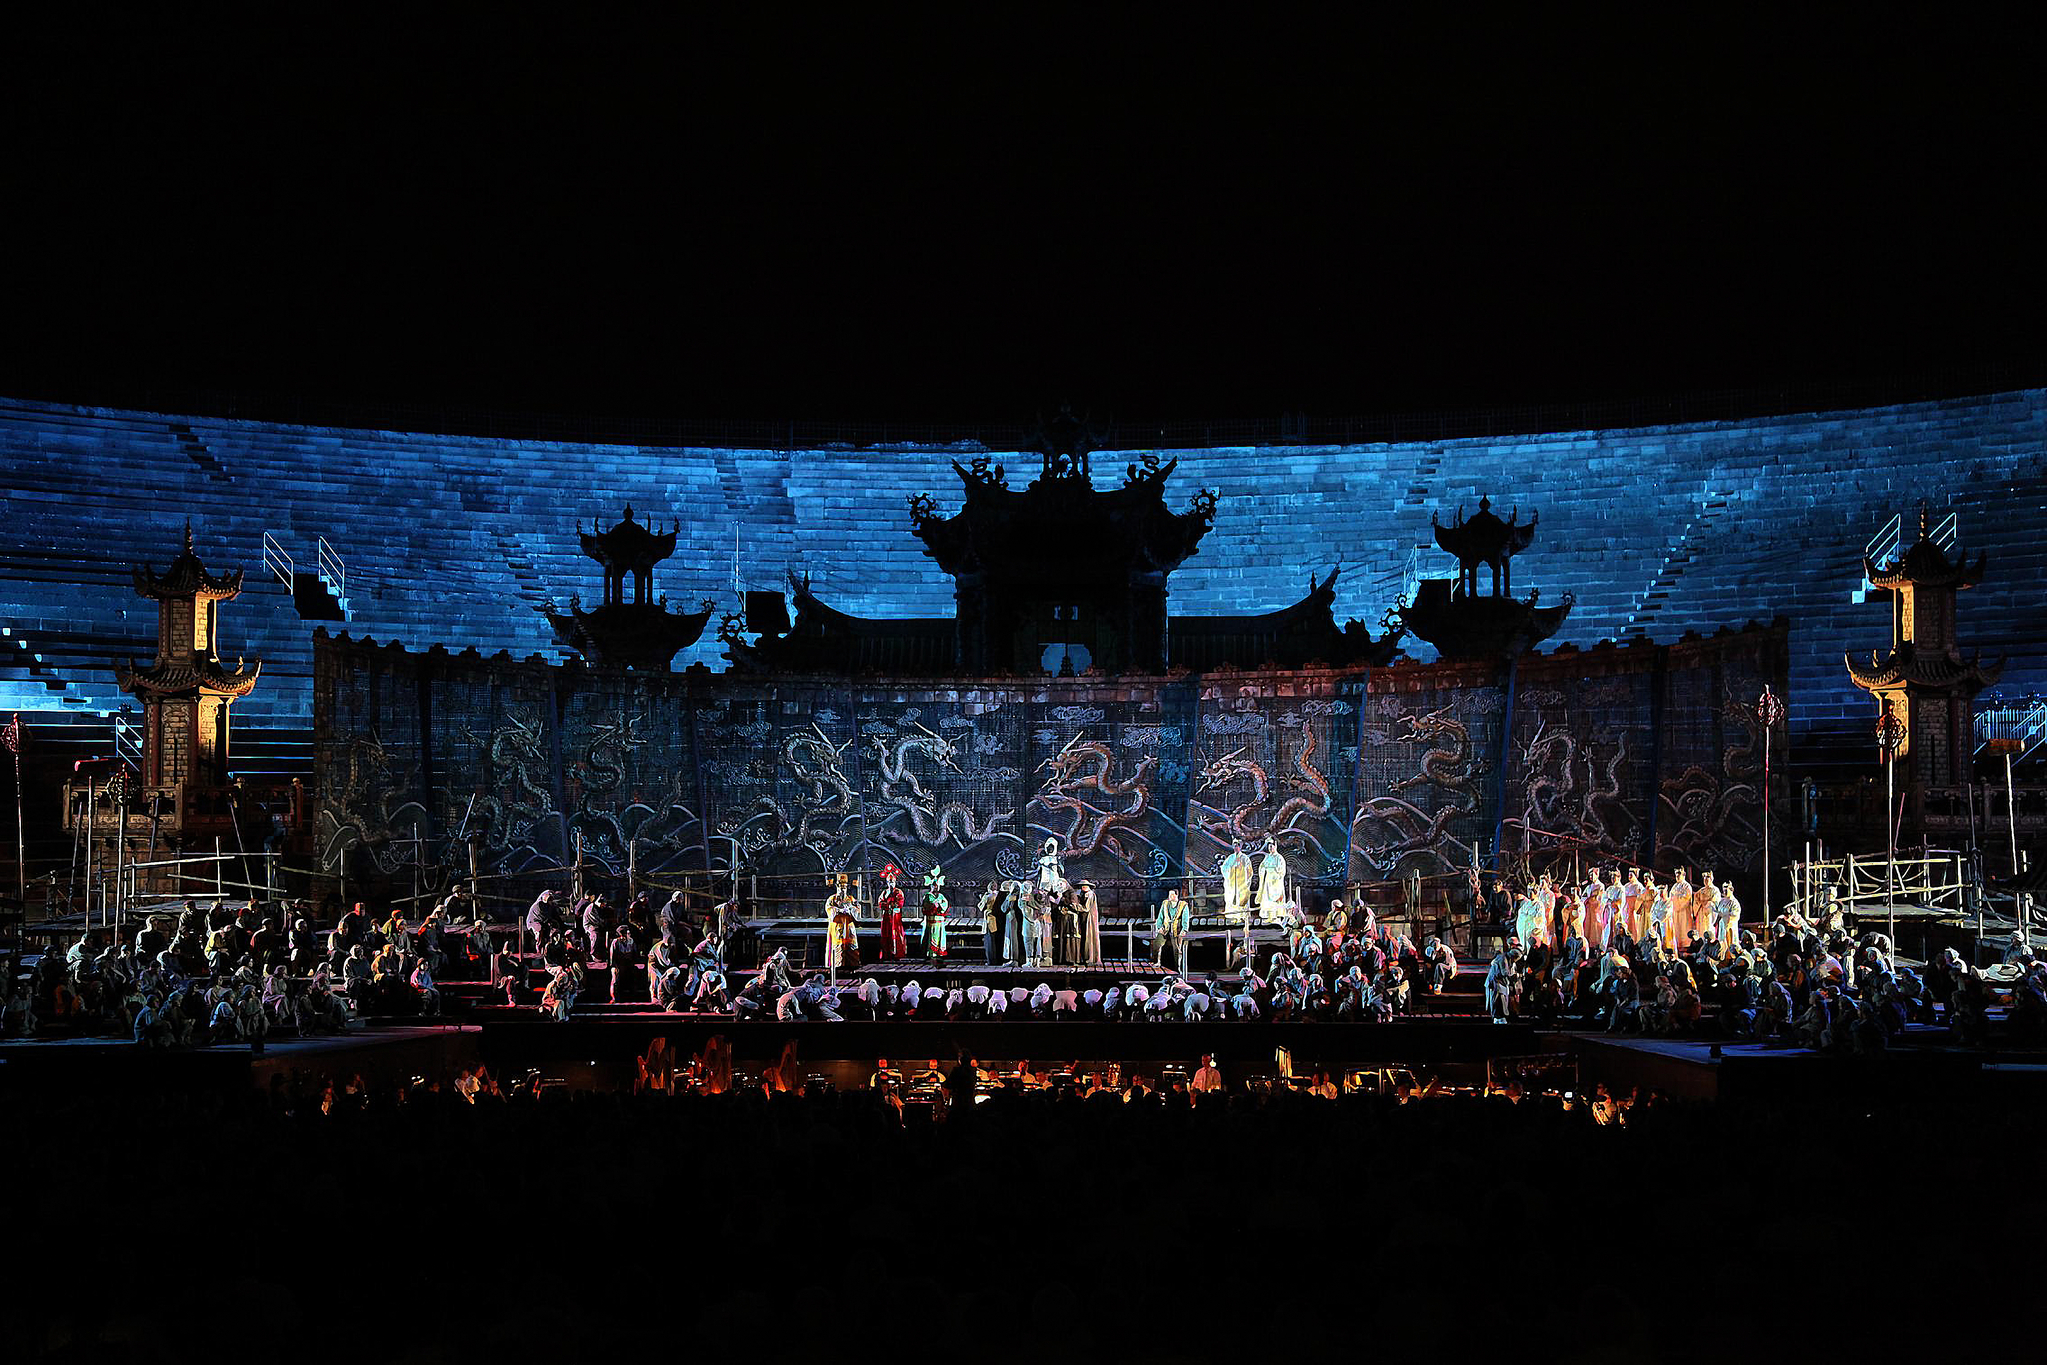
3, 391, 2042, 778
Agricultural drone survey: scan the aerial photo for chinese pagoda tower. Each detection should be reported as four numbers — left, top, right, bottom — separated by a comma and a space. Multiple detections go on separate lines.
545, 505, 713, 670
1397, 496, 1573, 658
118, 522, 262, 794
1846, 506, 2001, 788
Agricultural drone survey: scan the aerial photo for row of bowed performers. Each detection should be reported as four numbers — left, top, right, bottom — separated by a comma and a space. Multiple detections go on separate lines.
817, 834, 1302, 972
1513, 866, 1744, 956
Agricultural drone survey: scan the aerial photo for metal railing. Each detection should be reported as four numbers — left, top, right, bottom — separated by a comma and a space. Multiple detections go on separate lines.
1855, 509, 1957, 603
1978, 697, 2047, 764
317, 535, 347, 606
111, 715, 141, 766
261, 530, 293, 589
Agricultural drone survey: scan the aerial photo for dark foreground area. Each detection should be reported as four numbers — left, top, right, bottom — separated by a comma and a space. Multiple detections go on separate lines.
4, 1075, 2040, 1363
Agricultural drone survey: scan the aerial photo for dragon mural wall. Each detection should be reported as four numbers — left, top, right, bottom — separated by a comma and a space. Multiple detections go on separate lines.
1189, 674, 1361, 885
312, 622, 1784, 899
1500, 653, 1656, 879
1353, 673, 1504, 881
1654, 631, 1778, 877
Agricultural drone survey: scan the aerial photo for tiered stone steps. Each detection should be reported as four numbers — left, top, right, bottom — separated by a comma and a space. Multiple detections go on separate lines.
1, 391, 2042, 774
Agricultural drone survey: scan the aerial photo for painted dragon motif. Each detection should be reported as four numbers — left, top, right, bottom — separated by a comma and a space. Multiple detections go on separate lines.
455, 708, 555, 870
319, 732, 433, 875
1195, 718, 1331, 846
871, 720, 1011, 847
565, 712, 643, 870
1513, 717, 1634, 868
1353, 705, 1484, 874
1656, 683, 1765, 871
1037, 732, 1157, 860
734, 722, 858, 861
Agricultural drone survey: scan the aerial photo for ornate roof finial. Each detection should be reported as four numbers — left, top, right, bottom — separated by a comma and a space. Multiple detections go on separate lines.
1918, 503, 1929, 538
183, 518, 194, 552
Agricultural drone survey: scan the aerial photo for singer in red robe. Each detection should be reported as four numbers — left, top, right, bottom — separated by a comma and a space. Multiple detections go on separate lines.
876, 868, 908, 961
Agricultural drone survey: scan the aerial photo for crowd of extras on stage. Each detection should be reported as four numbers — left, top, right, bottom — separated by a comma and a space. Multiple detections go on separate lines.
11, 829, 2045, 1058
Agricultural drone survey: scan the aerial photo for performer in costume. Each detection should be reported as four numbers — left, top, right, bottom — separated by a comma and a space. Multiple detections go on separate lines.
1020, 890, 1048, 968
1001, 880, 1028, 965
979, 882, 1007, 965
1255, 835, 1290, 922
1036, 836, 1068, 899
876, 867, 908, 962
1154, 886, 1190, 972
919, 866, 949, 959
1714, 884, 1742, 953
1515, 886, 1545, 949
1056, 889, 1082, 965
824, 874, 861, 982
1691, 872, 1719, 952
1078, 881, 1103, 965
1324, 899, 1348, 953
1622, 868, 1647, 942
1220, 839, 1255, 920
1558, 889, 1584, 949
1667, 867, 1693, 946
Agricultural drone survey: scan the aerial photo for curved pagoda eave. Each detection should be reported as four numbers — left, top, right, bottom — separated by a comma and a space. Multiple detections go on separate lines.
132, 559, 245, 602
116, 658, 263, 698
1844, 647, 2003, 692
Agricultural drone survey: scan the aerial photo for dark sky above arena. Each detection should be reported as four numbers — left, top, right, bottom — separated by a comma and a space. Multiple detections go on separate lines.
4, 13, 2039, 431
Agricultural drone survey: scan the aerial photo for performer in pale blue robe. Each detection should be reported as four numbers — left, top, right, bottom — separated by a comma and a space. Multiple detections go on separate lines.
1001, 881, 1029, 965
1255, 835, 1290, 922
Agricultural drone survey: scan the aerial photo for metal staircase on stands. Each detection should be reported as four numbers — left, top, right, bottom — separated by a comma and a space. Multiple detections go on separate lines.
263, 531, 350, 621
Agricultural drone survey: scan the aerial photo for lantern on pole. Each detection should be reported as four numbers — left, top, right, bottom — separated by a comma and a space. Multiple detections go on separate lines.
1875, 699, 1908, 950
1756, 686, 1787, 943
105, 769, 131, 934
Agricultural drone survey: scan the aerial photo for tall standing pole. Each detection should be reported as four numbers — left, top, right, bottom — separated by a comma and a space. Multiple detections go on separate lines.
110, 773, 129, 940
2008, 751, 2021, 880
1876, 700, 1906, 955
1757, 687, 1786, 950
86, 780, 100, 932
5, 715, 24, 902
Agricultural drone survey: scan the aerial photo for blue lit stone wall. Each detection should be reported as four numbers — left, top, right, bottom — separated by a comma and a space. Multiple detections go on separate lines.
3, 390, 2042, 774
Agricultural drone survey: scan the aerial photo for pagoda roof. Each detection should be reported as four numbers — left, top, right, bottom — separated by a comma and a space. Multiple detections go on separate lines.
725, 574, 956, 675
910, 454, 1217, 584
1397, 580, 1573, 659
545, 596, 711, 670
578, 506, 678, 570
1169, 565, 1404, 669
1864, 509, 1984, 590
116, 656, 262, 698
1432, 496, 1537, 566
133, 524, 244, 601
1845, 642, 2003, 692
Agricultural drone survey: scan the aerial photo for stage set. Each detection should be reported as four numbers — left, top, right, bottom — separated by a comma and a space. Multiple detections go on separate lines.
5, 409, 2044, 1109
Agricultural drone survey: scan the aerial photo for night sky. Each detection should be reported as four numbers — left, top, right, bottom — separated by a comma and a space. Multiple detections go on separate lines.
4, 13, 2039, 431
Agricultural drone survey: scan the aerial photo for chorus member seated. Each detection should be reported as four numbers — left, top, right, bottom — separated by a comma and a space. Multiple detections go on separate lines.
1423, 936, 1458, 994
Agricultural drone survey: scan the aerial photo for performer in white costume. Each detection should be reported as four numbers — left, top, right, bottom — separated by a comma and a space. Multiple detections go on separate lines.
1255, 834, 1290, 923
1036, 836, 1068, 899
